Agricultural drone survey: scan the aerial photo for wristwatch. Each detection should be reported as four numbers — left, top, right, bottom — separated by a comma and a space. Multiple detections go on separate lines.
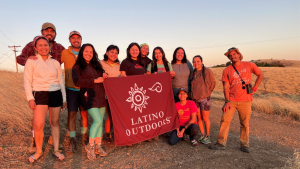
225, 100, 230, 103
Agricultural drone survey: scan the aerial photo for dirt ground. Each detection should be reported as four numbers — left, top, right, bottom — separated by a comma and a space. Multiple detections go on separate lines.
1, 103, 299, 169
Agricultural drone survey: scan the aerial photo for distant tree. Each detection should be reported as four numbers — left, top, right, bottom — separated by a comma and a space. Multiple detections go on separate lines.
226, 61, 231, 66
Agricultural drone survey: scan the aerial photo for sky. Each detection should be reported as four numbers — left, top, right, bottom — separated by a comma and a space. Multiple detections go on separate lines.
0, 0, 299, 72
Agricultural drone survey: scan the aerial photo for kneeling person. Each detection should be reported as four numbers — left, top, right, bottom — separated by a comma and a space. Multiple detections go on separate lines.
169, 87, 199, 147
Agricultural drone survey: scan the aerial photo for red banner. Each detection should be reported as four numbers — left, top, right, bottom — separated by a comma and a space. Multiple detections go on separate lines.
103, 72, 179, 146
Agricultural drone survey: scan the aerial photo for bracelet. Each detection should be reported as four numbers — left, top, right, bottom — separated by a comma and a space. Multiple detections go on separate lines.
225, 100, 230, 103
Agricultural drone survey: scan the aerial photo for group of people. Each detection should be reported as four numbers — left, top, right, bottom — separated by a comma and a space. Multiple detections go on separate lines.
19, 22, 263, 163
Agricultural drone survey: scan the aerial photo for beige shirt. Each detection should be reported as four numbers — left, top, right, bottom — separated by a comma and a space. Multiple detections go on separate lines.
23, 54, 66, 102
100, 60, 121, 77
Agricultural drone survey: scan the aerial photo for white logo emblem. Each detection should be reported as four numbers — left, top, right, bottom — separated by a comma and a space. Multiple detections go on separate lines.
148, 82, 162, 93
126, 83, 150, 113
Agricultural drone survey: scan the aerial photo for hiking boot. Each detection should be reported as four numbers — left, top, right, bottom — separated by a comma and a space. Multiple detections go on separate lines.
209, 143, 225, 150
105, 133, 113, 143
191, 139, 199, 147
29, 137, 37, 153
201, 136, 211, 144
240, 146, 250, 153
95, 144, 108, 156
82, 133, 88, 145
197, 135, 205, 143
85, 144, 96, 160
68, 138, 77, 153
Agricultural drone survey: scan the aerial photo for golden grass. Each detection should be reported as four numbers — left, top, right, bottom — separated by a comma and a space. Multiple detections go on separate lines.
0, 70, 32, 134
210, 65, 300, 121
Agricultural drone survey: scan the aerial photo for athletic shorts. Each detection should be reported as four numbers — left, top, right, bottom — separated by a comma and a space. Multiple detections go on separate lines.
33, 90, 62, 107
66, 88, 84, 112
193, 96, 211, 111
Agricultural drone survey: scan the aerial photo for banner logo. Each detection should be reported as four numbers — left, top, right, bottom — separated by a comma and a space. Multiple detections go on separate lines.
126, 83, 150, 113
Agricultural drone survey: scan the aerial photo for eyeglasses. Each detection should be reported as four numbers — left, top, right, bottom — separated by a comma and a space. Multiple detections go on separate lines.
179, 93, 187, 96
227, 47, 237, 52
141, 47, 149, 50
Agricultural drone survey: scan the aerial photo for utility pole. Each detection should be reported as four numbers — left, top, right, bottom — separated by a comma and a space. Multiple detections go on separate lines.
8, 45, 21, 73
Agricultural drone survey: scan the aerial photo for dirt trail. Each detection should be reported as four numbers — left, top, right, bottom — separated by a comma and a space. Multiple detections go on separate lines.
1, 104, 299, 169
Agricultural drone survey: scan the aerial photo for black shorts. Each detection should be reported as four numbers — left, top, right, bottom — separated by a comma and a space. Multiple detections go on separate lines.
66, 88, 83, 112
33, 90, 62, 107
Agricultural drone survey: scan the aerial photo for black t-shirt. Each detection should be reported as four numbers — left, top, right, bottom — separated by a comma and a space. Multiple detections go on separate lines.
141, 56, 152, 69
120, 58, 146, 76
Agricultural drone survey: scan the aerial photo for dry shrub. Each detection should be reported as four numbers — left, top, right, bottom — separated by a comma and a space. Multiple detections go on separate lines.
283, 149, 300, 169
252, 96, 300, 121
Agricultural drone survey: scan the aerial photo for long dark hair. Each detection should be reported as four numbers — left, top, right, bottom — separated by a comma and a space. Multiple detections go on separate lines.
150, 47, 170, 73
191, 55, 206, 83
126, 42, 144, 66
171, 47, 187, 65
103, 45, 120, 63
75, 43, 104, 74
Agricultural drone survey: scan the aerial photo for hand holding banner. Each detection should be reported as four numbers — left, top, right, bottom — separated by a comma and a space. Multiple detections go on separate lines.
103, 72, 179, 146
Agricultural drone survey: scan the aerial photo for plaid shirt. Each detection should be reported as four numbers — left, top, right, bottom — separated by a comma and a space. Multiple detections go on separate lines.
16, 41, 65, 66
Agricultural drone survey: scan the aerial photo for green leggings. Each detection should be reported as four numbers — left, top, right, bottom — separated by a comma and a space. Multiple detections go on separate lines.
87, 107, 105, 139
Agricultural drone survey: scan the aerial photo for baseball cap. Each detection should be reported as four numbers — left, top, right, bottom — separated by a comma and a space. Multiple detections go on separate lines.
41, 22, 56, 32
224, 47, 243, 60
69, 30, 82, 38
177, 87, 188, 95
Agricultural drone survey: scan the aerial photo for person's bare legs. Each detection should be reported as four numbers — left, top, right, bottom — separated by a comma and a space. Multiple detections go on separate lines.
50, 106, 64, 160
201, 110, 210, 136
28, 105, 48, 162
196, 108, 205, 136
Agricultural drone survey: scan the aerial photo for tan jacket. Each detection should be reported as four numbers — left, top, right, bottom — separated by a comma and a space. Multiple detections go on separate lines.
61, 46, 79, 89
23, 54, 66, 102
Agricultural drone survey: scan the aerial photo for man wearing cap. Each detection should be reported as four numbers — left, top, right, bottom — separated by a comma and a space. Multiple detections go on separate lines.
16, 22, 65, 152
16, 22, 65, 65
61, 31, 88, 152
209, 47, 263, 153
140, 43, 152, 69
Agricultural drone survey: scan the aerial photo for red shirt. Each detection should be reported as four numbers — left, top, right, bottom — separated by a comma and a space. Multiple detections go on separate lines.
175, 100, 198, 126
16, 41, 64, 66
222, 62, 260, 101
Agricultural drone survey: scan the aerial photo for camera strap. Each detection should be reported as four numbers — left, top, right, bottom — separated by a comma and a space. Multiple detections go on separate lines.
231, 65, 245, 84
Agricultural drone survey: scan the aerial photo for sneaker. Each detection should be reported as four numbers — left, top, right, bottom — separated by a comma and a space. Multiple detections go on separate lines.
197, 135, 205, 143
29, 138, 37, 153
240, 146, 250, 153
183, 134, 189, 141
68, 138, 77, 153
201, 136, 211, 144
82, 133, 88, 145
191, 139, 199, 147
209, 143, 225, 150
85, 144, 96, 160
95, 144, 108, 156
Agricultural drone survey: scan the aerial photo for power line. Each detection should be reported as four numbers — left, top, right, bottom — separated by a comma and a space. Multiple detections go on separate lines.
0, 29, 20, 45
0, 41, 8, 46
0, 49, 12, 59
0, 53, 13, 64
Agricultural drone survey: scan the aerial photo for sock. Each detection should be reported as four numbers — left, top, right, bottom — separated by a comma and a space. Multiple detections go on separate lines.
89, 137, 95, 145
81, 127, 88, 134
32, 130, 34, 138
95, 137, 102, 145
69, 131, 76, 138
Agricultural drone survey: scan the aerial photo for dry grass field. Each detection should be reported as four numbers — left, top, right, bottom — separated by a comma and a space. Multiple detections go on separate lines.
210, 59, 300, 121
0, 60, 299, 168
